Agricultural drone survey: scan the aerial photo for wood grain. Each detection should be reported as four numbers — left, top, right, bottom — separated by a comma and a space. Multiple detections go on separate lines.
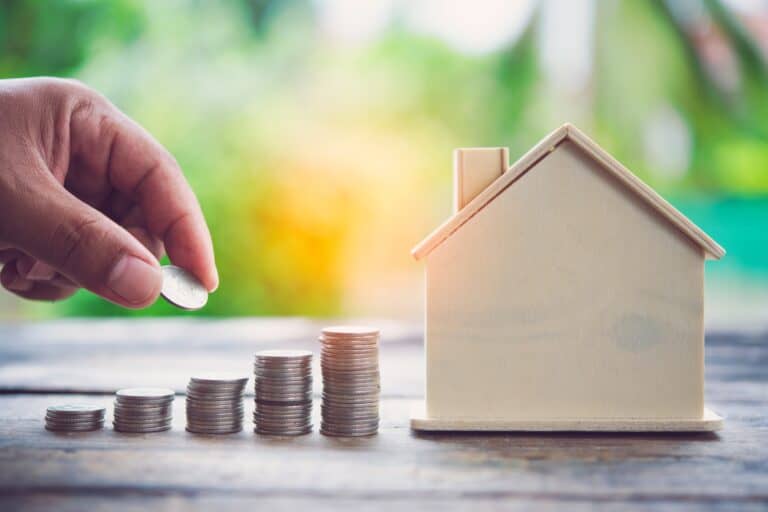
0, 319, 765, 510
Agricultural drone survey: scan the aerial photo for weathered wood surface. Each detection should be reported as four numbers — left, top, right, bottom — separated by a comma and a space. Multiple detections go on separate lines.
0, 319, 766, 511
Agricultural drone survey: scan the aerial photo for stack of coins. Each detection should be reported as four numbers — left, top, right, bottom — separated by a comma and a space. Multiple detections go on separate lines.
45, 405, 105, 432
320, 326, 380, 437
253, 350, 313, 436
113, 388, 174, 433
186, 375, 248, 434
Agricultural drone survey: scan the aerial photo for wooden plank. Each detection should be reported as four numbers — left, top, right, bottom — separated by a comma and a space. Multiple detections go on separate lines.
0, 320, 765, 509
0, 393, 766, 507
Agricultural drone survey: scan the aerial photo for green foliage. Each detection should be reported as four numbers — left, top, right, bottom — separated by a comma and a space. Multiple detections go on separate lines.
1, 0, 766, 318
0, 0, 144, 77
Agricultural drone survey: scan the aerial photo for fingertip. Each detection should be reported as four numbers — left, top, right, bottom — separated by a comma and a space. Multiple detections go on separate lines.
207, 265, 219, 293
105, 254, 163, 308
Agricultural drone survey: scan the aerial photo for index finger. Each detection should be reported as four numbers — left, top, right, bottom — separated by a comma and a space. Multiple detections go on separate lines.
68, 90, 219, 291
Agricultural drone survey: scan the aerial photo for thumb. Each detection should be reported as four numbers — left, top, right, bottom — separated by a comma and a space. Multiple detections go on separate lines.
11, 184, 163, 308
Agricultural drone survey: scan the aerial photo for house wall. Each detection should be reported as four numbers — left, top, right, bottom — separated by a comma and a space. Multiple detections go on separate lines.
425, 140, 705, 420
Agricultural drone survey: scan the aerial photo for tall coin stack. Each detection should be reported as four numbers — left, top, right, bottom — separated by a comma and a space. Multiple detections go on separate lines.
45, 405, 105, 432
319, 326, 380, 437
253, 350, 313, 436
186, 375, 248, 434
113, 388, 174, 433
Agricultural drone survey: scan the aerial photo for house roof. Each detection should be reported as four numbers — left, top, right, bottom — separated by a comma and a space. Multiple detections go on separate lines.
412, 123, 725, 261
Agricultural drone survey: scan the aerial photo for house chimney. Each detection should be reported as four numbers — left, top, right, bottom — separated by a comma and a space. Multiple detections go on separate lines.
453, 147, 509, 212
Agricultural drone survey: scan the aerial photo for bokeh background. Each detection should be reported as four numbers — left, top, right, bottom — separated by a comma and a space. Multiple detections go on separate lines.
1, 0, 766, 327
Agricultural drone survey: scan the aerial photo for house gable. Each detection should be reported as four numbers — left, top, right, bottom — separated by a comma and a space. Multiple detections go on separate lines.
413, 124, 725, 261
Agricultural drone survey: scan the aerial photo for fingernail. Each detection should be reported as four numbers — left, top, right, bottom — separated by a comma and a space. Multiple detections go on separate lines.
107, 255, 161, 305
7, 276, 34, 292
210, 266, 220, 292
25, 262, 57, 281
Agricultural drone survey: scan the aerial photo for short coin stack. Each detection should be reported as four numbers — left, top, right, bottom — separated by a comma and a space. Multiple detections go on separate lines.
45, 405, 105, 432
253, 350, 313, 436
320, 326, 380, 437
186, 375, 248, 434
113, 388, 174, 433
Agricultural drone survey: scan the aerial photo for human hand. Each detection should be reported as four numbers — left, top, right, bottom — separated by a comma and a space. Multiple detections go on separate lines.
0, 78, 217, 308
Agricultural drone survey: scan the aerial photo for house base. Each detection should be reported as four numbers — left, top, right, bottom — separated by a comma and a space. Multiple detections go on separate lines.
410, 405, 723, 432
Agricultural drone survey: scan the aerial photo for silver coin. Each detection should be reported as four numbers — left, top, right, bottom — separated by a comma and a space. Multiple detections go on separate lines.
113, 409, 172, 419
114, 424, 172, 433
255, 398, 312, 406
321, 347, 379, 354
321, 419, 380, 429
186, 402, 244, 411
254, 403, 313, 413
320, 357, 379, 365
254, 365, 312, 373
190, 374, 249, 385
186, 386, 246, 396
116, 388, 175, 400
322, 401, 379, 410
321, 349, 379, 356
254, 415, 311, 424
46, 418, 105, 427
112, 418, 173, 428
186, 413, 244, 422
186, 414, 242, 422
322, 415, 379, 424
254, 378, 312, 386
255, 427, 312, 436
46, 405, 105, 416
46, 424, 104, 432
321, 351, 378, 358
322, 396, 379, 406
320, 429, 377, 437
321, 375, 379, 384
186, 422, 243, 431
186, 426, 242, 435
45, 413, 105, 423
185, 393, 244, 402
254, 374, 312, 383
254, 407, 312, 415
255, 383, 312, 392
186, 399, 245, 408
322, 359, 378, 366
320, 337, 380, 345
113, 411, 172, 421
321, 422, 378, 431
254, 414, 311, 423
160, 265, 208, 310
321, 326, 379, 337
255, 421, 312, 431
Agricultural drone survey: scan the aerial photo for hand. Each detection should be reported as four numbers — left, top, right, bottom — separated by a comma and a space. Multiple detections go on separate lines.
0, 78, 218, 308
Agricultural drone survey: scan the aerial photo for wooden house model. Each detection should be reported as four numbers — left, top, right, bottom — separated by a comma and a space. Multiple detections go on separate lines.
410, 124, 724, 432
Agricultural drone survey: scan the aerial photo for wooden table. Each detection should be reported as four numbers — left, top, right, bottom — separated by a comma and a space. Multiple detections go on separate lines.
0, 318, 765, 511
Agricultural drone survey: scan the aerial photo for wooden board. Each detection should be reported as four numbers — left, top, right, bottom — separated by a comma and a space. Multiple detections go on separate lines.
0, 319, 766, 511
411, 407, 723, 432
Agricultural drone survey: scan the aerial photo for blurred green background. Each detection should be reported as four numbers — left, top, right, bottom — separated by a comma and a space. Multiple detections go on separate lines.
1, 0, 766, 326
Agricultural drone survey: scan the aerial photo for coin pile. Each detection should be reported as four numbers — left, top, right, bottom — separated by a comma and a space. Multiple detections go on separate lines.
113, 388, 174, 433
253, 350, 313, 436
186, 375, 248, 434
320, 326, 380, 437
45, 404, 105, 432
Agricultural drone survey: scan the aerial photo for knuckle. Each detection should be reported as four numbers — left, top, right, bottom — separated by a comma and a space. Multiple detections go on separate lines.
48, 216, 103, 274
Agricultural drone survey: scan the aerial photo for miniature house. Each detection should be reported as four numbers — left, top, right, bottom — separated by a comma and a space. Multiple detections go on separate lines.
411, 124, 724, 432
